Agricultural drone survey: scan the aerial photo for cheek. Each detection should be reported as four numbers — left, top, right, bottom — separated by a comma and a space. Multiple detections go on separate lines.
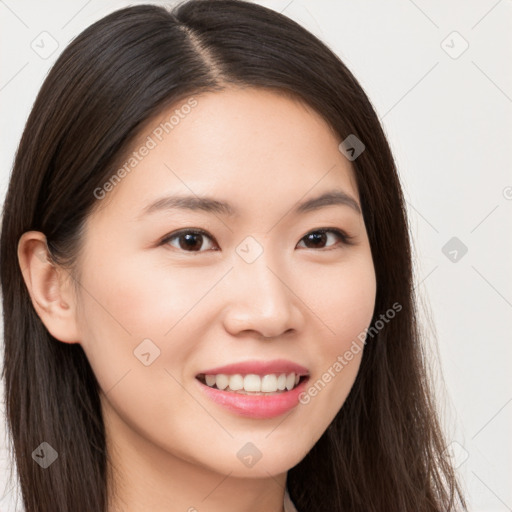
79, 251, 218, 338
334, 267, 376, 342
75, 260, 204, 439
305, 251, 377, 347
298, 252, 375, 417
74, 257, 194, 391
74, 249, 232, 405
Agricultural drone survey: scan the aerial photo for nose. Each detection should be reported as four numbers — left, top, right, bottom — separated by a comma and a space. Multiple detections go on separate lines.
221, 249, 305, 339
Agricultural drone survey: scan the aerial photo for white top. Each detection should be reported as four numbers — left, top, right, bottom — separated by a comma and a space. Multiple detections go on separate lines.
283, 487, 299, 512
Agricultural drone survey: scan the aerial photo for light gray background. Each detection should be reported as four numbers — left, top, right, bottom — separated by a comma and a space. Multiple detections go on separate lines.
1, 1, 511, 511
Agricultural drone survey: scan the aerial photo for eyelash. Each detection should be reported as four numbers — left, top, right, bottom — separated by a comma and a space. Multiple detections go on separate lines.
159, 227, 355, 253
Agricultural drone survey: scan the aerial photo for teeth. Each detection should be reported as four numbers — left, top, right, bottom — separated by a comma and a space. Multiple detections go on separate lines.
202, 372, 303, 393
261, 374, 277, 392
215, 374, 229, 390
229, 374, 244, 391
276, 374, 287, 390
285, 373, 295, 391
244, 374, 261, 392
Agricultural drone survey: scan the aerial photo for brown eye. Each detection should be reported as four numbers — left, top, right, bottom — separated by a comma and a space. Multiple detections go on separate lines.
162, 229, 217, 252
297, 229, 352, 250
161, 227, 353, 254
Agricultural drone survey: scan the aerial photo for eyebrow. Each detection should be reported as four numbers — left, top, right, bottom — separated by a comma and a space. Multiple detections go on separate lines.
140, 189, 361, 219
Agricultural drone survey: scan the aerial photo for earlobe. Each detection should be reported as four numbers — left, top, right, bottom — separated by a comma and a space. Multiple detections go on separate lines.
17, 231, 80, 344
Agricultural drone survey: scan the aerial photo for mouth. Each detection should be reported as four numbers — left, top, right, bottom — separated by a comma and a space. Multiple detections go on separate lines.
195, 372, 309, 395
194, 359, 310, 418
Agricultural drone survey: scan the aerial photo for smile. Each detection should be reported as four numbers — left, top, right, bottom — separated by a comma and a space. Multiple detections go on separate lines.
196, 372, 305, 394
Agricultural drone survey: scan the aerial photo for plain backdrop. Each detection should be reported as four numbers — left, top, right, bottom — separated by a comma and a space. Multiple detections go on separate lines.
1, 1, 511, 511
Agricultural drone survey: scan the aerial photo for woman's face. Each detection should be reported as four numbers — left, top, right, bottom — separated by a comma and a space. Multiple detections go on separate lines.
74, 87, 376, 478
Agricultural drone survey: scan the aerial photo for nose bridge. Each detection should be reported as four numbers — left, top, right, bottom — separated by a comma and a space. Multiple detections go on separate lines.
236, 235, 288, 308
223, 234, 300, 337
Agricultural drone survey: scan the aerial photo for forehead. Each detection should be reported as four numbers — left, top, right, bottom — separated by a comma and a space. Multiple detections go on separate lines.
90, 87, 359, 222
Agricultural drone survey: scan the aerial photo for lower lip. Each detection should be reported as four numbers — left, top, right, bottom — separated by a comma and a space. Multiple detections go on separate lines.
196, 377, 309, 419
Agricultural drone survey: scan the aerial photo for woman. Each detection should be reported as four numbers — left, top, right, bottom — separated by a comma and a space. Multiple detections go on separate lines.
0, 1, 466, 511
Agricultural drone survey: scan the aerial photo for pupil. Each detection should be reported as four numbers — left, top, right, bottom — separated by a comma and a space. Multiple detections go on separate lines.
307, 232, 325, 247
180, 233, 202, 251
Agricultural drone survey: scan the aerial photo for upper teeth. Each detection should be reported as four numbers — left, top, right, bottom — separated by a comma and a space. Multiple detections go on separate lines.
204, 373, 301, 393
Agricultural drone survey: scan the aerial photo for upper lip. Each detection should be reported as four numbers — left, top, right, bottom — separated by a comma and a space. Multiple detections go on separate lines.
197, 359, 309, 377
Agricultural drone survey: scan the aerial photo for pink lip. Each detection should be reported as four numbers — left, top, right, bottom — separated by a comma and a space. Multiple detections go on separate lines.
197, 359, 309, 377
196, 376, 310, 419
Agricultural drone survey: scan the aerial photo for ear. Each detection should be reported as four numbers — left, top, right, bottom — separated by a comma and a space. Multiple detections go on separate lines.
17, 231, 80, 344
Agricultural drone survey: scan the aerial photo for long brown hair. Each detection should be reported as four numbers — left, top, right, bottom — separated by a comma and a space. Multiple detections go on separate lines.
0, 1, 466, 510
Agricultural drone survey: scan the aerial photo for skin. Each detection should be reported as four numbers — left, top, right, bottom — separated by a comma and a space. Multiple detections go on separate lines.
18, 87, 377, 512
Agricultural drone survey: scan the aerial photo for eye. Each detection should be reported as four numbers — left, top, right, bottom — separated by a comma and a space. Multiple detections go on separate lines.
160, 227, 354, 254
161, 229, 218, 253
297, 228, 354, 251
